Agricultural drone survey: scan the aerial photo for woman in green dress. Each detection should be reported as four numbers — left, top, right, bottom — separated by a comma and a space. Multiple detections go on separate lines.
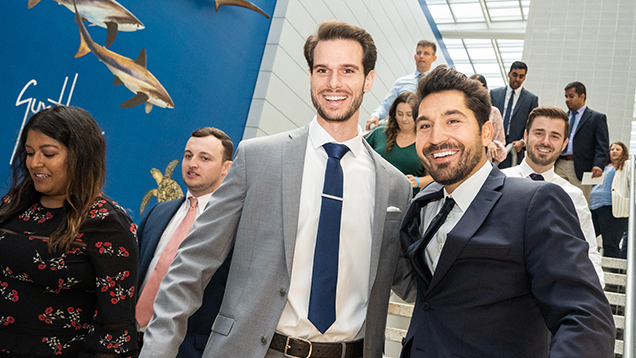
366, 92, 432, 195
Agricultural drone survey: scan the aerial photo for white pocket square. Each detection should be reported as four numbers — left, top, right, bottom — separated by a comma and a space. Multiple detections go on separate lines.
387, 206, 401, 213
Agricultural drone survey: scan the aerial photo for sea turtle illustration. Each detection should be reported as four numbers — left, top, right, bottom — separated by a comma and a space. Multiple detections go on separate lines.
140, 159, 184, 216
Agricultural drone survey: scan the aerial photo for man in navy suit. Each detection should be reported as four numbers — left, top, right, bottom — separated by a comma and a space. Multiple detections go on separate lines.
398, 66, 614, 358
490, 61, 539, 168
137, 127, 233, 358
555, 81, 610, 200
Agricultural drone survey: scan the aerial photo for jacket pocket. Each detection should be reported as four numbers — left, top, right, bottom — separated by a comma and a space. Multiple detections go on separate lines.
211, 314, 235, 336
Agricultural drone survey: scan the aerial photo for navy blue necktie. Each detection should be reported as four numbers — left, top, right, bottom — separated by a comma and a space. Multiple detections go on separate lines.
413, 196, 456, 270
503, 89, 515, 135
529, 173, 544, 181
308, 143, 349, 334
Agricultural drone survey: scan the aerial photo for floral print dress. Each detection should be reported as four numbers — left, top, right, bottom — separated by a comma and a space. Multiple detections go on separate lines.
0, 196, 138, 357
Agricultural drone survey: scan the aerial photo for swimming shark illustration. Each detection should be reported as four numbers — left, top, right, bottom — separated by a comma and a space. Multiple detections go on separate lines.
215, 0, 270, 19
74, 3, 174, 113
28, 0, 144, 47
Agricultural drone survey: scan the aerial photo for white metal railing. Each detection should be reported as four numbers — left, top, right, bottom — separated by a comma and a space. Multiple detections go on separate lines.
623, 121, 636, 357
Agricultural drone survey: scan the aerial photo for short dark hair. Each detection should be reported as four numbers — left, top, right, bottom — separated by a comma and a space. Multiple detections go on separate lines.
191, 127, 233, 162
414, 65, 491, 129
417, 40, 437, 55
469, 74, 487, 89
304, 20, 377, 76
510, 61, 528, 73
526, 106, 570, 139
564, 81, 587, 99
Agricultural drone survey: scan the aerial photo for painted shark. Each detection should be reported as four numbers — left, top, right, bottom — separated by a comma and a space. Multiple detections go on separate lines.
29, 0, 144, 47
215, 0, 270, 19
74, 4, 174, 114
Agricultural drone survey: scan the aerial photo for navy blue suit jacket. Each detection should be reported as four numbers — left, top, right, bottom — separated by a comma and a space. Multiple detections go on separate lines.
569, 107, 610, 180
490, 86, 539, 167
399, 166, 614, 358
138, 198, 231, 358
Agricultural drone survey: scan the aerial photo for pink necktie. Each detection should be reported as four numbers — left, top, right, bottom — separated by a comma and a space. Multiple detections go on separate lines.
136, 197, 198, 327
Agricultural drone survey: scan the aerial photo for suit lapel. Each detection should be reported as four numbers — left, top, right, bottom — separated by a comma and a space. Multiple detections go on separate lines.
425, 168, 504, 296
573, 107, 592, 138
492, 88, 505, 111
365, 142, 391, 292
511, 88, 527, 118
281, 126, 309, 277
400, 183, 444, 287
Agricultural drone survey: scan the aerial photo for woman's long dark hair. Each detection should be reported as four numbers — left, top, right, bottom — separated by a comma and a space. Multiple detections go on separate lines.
385, 91, 416, 153
611, 141, 629, 171
0, 106, 106, 252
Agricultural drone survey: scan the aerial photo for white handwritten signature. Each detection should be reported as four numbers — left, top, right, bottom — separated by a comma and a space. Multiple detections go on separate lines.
10, 74, 78, 165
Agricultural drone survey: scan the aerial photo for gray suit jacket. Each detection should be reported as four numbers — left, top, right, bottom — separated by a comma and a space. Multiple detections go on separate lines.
140, 125, 413, 358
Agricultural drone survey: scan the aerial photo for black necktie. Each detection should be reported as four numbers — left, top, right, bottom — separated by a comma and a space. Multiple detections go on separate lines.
413, 197, 456, 270
529, 173, 544, 181
308, 143, 349, 334
503, 89, 515, 135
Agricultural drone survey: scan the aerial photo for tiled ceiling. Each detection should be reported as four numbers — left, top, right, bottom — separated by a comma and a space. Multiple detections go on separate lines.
427, 0, 530, 90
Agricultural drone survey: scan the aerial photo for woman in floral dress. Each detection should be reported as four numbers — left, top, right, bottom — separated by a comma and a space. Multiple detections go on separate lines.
0, 106, 138, 357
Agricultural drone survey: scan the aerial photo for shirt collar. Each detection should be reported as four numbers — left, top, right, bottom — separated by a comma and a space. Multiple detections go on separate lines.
507, 84, 523, 94
443, 161, 492, 212
308, 116, 364, 158
519, 159, 556, 181
186, 190, 212, 214
569, 105, 587, 117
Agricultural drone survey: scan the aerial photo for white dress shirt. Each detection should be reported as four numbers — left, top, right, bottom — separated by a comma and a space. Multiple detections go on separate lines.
139, 191, 212, 331
501, 160, 605, 286
276, 118, 376, 341
421, 161, 492, 272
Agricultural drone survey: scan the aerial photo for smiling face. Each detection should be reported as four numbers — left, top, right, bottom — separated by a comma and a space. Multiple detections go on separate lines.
395, 102, 415, 132
416, 90, 492, 193
309, 39, 374, 125
25, 130, 69, 208
182, 135, 232, 197
524, 115, 568, 172
507, 68, 526, 90
414, 45, 437, 73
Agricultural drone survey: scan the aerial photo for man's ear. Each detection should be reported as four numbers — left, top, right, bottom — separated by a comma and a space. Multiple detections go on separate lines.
481, 120, 493, 147
363, 70, 375, 94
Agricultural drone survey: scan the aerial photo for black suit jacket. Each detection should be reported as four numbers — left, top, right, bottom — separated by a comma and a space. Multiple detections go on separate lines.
138, 198, 231, 358
399, 166, 614, 358
569, 107, 610, 180
490, 86, 539, 167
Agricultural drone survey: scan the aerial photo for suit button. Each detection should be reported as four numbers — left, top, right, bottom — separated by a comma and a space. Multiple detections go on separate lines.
422, 302, 431, 311
261, 336, 267, 345
280, 288, 286, 296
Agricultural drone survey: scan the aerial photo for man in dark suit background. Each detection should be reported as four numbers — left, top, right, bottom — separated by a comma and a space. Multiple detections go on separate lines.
136, 127, 233, 358
555, 81, 610, 200
399, 66, 614, 358
490, 61, 539, 168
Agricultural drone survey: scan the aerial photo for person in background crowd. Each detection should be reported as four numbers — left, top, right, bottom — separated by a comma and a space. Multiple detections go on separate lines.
556, 81, 610, 200
489, 61, 539, 168
136, 127, 233, 357
469, 74, 506, 164
365, 40, 437, 130
502, 106, 604, 286
365, 92, 432, 195
589, 141, 630, 258
0, 106, 138, 356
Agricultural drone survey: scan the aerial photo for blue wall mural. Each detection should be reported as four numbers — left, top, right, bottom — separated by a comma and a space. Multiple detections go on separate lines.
1, 0, 275, 221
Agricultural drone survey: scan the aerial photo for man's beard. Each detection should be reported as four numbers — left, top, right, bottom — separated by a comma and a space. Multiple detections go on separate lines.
311, 89, 364, 122
527, 144, 560, 167
421, 140, 483, 186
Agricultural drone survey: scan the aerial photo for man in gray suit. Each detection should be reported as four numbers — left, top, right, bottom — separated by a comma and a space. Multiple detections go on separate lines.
490, 61, 539, 168
140, 20, 413, 358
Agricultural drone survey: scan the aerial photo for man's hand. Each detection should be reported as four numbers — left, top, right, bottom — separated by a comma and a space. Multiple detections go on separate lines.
591, 166, 603, 178
366, 116, 379, 131
512, 140, 525, 152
